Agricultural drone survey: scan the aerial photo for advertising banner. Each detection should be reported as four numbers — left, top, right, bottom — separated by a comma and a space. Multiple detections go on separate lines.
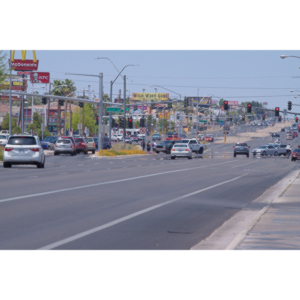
187, 96, 212, 106
9, 59, 39, 71
0, 80, 27, 91
263, 102, 268, 105
30, 72, 50, 83
158, 112, 170, 119
228, 101, 239, 106
132, 93, 169, 101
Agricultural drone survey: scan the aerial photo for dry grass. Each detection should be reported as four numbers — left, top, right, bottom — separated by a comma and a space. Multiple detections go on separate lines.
97, 143, 146, 156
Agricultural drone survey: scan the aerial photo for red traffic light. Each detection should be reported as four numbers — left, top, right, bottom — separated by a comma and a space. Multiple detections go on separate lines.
276, 107, 279, 111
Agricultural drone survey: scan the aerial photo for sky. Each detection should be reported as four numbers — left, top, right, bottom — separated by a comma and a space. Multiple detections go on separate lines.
3, 50, 300, 116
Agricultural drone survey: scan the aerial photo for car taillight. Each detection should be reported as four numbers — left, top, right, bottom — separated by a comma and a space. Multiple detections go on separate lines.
234, 147, 236, 149
55, 144, 57, 147
5, 147, 13, 151
93, 143, 95, 147
172, 149, 175, 151
30, 148, 40, 152
247, 147, 249, 149
292, 153, 295, 155
70, 145, 73, 148
185, 149, 189, 151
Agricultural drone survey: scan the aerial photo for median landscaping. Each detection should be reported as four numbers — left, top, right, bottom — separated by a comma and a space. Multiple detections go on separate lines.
97, 143, 146, 156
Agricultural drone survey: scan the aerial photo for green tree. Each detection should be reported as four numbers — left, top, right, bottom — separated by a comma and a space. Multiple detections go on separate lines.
0, 50, 8, 82
2, 113, 17, 130
27, 112, 51, 140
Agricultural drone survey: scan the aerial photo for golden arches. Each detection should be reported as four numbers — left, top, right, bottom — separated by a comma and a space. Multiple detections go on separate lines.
11, 50, 37, 62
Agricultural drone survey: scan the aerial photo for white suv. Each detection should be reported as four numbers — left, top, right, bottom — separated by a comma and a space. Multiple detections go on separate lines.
3, 135, 45, 168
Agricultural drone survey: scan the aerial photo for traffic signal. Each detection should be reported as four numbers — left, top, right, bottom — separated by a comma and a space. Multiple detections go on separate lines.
128, 117, 133, 128
278, 115, 281, 122
296, 117, 299, 123
140, 117, 145, 127
247, 103, 252, 113
79, 102, 83, 108
59, 99, 64, 106
168, 102, 172, 109
275, 107, 279, 116
224, 101, 229, 111
242, 115, 245, 121
177, 115, 180, 120
151, 102, 155, 110
42, 97, 47, 105
95, 116, 99, 125
120, 117, 124, 128
288, 101, 292, 111
262, 115, 265, 120
134, 105, 137, 111
184, 97, 188, 108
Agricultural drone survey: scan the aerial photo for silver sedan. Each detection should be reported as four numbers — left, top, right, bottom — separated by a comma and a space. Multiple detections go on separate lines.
251, 145, 278, 156
171, 143, 192, 159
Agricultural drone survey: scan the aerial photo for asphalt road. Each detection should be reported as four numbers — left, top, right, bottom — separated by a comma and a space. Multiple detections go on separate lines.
1, 128, 299, 250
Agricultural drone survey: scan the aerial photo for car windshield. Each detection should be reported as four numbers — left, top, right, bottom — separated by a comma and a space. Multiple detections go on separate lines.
44, 136, 54, 141
94, 137, 98, 141
258, 146, 266, 149
57, 139, 71, 144
85, 138, 93, 142
236, 143, 247, 146
160, 141, 168, 146
181, 139, 189, 143
75, 138, 84, 142
0, 135, 7, 139
174, 144, 187, 147
295, 149, 300, 152
8, 136, 37, 145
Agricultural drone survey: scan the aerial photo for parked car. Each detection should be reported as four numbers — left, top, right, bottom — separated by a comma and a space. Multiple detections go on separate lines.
84, 137, 96, 154
170, 143, 192, 160
41, 136, 58, 150
251, 145, 278, 156
54, 138, 77, 156
3, 135, 45, 168
233, 142, 250, 158
291, 148, 300, 161
152, 133, 161, 141
74, 137, 88, 154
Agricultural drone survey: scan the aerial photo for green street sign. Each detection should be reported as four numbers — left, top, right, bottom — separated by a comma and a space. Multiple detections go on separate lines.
126, 107, 130, 111
106, 107, 120, 112
199, 120, 207, 123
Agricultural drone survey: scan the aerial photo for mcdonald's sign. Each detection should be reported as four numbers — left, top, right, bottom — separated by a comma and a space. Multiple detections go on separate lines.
8, 50, 39, 71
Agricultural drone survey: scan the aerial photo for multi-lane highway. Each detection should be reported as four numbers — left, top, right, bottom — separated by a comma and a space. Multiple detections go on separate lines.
1, 127, 299, 250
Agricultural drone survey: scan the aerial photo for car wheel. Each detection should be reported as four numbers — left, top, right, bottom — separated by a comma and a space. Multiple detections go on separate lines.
156, 151, 159, 154
84, 151, 88, 155
54, 152, 59, 156
77, 150, 80, 154
291, 158, 294, 161
71, 151, 75, 156
92, 150, 95, 154
171, 156, 175, 159
247, 154, 249, 158
274, 151, 278, 156
234, 153, 236, 157
188, 156, 192, 159
37, 161, 45, 168
262, 151, 266, 156
3, 162, 11, 168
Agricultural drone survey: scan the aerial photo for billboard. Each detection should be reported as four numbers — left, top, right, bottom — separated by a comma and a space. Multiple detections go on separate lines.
0, 79, 27, 91
228, 101, 239, 106
187, 96, 212, 106
132, 93, 169, 101
30, 72, 50, 83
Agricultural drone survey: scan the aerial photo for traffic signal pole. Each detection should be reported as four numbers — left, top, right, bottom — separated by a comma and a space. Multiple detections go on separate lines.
123, 75, 126, 147
98, 73, 103, 152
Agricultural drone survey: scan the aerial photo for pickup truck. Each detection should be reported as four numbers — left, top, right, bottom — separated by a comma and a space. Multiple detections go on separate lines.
180, 139, 205, 154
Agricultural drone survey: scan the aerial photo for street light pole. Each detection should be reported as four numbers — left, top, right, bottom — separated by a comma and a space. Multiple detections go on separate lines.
9, 50, 12, 135
98, 73, 103, 152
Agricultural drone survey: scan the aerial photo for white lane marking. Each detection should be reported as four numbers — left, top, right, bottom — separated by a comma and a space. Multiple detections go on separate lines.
39, 173, 248, 250
232, 161, 259, 169
0, 160, 235, 205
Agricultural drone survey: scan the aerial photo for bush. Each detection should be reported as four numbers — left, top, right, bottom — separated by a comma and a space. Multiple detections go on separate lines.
98, 144, 146, 156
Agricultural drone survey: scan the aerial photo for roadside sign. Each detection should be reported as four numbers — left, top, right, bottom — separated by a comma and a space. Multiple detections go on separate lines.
199, 120, 207, 123
107, 107, 120, 112
139, 127, 146, 134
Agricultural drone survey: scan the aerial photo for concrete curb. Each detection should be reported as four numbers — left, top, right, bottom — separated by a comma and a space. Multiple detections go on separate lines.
191, 169, 300, 250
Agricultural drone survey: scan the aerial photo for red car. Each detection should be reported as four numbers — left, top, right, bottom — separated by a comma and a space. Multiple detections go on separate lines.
205, 134, 214, 142
293, 132, 298, 138
166, 135, 179, 140
291, 148, 300, 161
74, 137, 88, 154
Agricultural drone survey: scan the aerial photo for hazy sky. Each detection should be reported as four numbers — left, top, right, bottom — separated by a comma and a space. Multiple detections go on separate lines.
3, 50, 300, 115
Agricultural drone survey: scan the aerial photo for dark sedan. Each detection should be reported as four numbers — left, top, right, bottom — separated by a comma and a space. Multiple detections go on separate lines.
233, 142, 250, 158
156, 140, 180, 154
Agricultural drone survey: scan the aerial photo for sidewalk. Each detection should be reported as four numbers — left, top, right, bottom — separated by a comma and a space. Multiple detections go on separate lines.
236, 170, 300, 250
192, 168, 300, 250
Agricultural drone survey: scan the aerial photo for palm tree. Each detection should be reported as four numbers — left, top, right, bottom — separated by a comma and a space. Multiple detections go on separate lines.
64, 79, 76, 134
51, 80, 65, 136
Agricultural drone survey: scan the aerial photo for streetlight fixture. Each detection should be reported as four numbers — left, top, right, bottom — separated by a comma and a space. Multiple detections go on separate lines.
94, 58, 138, 146
280, 55, 300, 59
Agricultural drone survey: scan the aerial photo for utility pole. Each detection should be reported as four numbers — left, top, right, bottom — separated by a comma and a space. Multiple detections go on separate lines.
47, 83, 51, 129
123, 75, 126, 146
82, 89, 85, 137
98, 73, 103, 152
9, 50, 12, 135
